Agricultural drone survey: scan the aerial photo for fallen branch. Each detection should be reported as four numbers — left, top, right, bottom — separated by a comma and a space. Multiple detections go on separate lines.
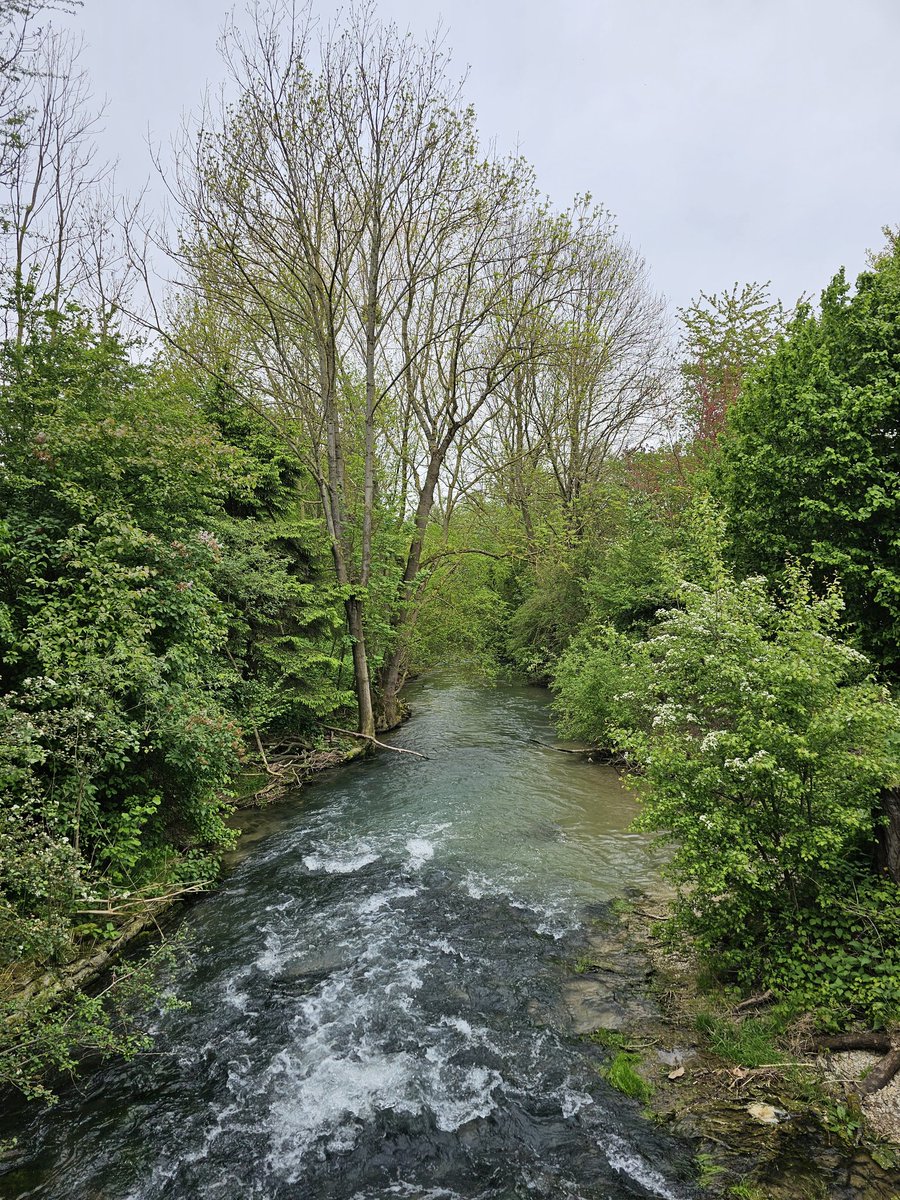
15, 910, 167, 1005
74, 883, 212, 917
810, 1031, 900, 1094
526, 738, 595, 756
632, 909, 670, 921
264, 737, 317, 754
321, 725, 428, 760
734, 989, 775, 1013
724, 1062, 818, 1073
814, 1032, 893, 1054
858, 1047, 900, 1094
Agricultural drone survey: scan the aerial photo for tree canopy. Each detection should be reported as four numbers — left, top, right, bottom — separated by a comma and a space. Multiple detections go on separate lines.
715, 240, 900, 674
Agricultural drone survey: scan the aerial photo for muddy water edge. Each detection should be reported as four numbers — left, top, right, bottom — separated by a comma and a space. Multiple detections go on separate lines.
0, 676, 896, 1199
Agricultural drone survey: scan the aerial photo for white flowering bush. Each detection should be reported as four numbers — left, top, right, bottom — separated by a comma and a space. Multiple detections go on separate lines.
556, 564, 900, 1023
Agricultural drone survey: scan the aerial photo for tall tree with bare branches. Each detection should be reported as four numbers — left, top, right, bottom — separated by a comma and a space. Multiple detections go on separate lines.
170, 1, 576, 732
0, 22, 109, 339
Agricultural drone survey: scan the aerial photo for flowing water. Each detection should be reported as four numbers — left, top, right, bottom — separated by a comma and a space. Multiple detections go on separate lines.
0, 677, 700, 1200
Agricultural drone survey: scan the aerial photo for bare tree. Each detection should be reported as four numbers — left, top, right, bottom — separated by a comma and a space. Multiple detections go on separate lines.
167, 1, 576, 732
374, 200, 576, 721
482, 202, 672, 548
0, 1, 81, 178
1, 24, 110, 339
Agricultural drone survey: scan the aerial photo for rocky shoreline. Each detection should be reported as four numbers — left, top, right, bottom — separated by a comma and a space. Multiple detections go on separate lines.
563, 889, 900, 1198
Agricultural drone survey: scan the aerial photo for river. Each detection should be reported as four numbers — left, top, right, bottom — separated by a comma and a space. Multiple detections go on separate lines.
0, 676, 700, 1199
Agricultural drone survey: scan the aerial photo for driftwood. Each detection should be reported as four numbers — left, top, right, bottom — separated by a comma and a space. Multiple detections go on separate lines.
632, 909, 669, 921
858, 1046, 900, 1094
235, 743, 356, 806
321, 725, 428, 760
14, 908, 169, 1006
812, 1031, 900, 1094
528, 734, 600, 753
814, 1032, 893, 1054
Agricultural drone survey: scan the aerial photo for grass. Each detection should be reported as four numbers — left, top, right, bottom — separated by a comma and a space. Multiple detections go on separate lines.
572, 954, 598, 974
602, 1051, 654, 1103
693, 1012, 784, 1068
694, 1151, 725, 1187
586, 1028, 627, 1049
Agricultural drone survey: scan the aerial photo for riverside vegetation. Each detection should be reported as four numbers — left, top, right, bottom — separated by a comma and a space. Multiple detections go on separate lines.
0, 0, 899, 1128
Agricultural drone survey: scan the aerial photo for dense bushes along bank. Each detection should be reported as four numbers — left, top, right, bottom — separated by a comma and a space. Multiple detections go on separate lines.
566, 247, 900, 1040
0, 306, 354, 1097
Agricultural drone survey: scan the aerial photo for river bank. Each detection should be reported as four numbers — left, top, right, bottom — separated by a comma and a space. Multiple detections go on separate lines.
0, 732, 367, 1109
564, 888, 900, 1198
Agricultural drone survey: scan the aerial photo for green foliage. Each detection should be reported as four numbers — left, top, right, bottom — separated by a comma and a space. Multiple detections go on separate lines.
506, 558, 585, 677
552, 490, 722, 745
715, 240, 900, 675
763, 878, 900, 1029
0, 938, 184, 1103
579, 499, 677, 635
585, 1028, 628, 1049
407, 504, 517, 678
693, 1013, 783, 1068
634, 572, 900, 1021
0, 304, 350, 1097
678, 281, 787, 445
555, 545, 900, 1025
0, 309, 242, 909
190, 375, 351, 733
553, 624, 647, 746
572, 953, 598, 974
601, 1051, 654, 1103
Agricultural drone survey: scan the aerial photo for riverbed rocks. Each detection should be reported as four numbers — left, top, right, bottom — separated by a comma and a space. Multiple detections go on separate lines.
566, 894, 900, 1199
562, 927, 658, 1036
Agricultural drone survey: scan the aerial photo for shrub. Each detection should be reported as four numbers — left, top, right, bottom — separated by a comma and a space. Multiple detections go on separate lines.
555, 554, 900, 1025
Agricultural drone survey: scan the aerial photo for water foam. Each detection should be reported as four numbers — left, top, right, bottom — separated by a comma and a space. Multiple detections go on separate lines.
602, 1132, 684, 1199
267, 1046, 418, 1169
357, 885, 419, 915
404, 836, 436, 869
302, 847, 380, 874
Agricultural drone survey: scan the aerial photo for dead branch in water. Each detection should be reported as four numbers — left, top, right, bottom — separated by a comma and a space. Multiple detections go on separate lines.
321, 725, 428, 760
526, 737, 595, 756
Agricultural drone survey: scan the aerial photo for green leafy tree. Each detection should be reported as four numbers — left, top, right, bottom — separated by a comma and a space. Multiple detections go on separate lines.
555, 559, 900, 1025
190, 373, 351, 739
715, 240, 900, 674
0, 306, 242, 938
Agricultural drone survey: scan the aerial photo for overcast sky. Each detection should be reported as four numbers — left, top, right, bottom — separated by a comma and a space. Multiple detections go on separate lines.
57, 0, 899, 315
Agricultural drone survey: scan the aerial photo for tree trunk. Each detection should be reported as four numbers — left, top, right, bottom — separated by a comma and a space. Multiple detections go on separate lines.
377, 654, 409, 731
345, 596, 375, 739
874, 787, 900, 883
375, 440, 449, 730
